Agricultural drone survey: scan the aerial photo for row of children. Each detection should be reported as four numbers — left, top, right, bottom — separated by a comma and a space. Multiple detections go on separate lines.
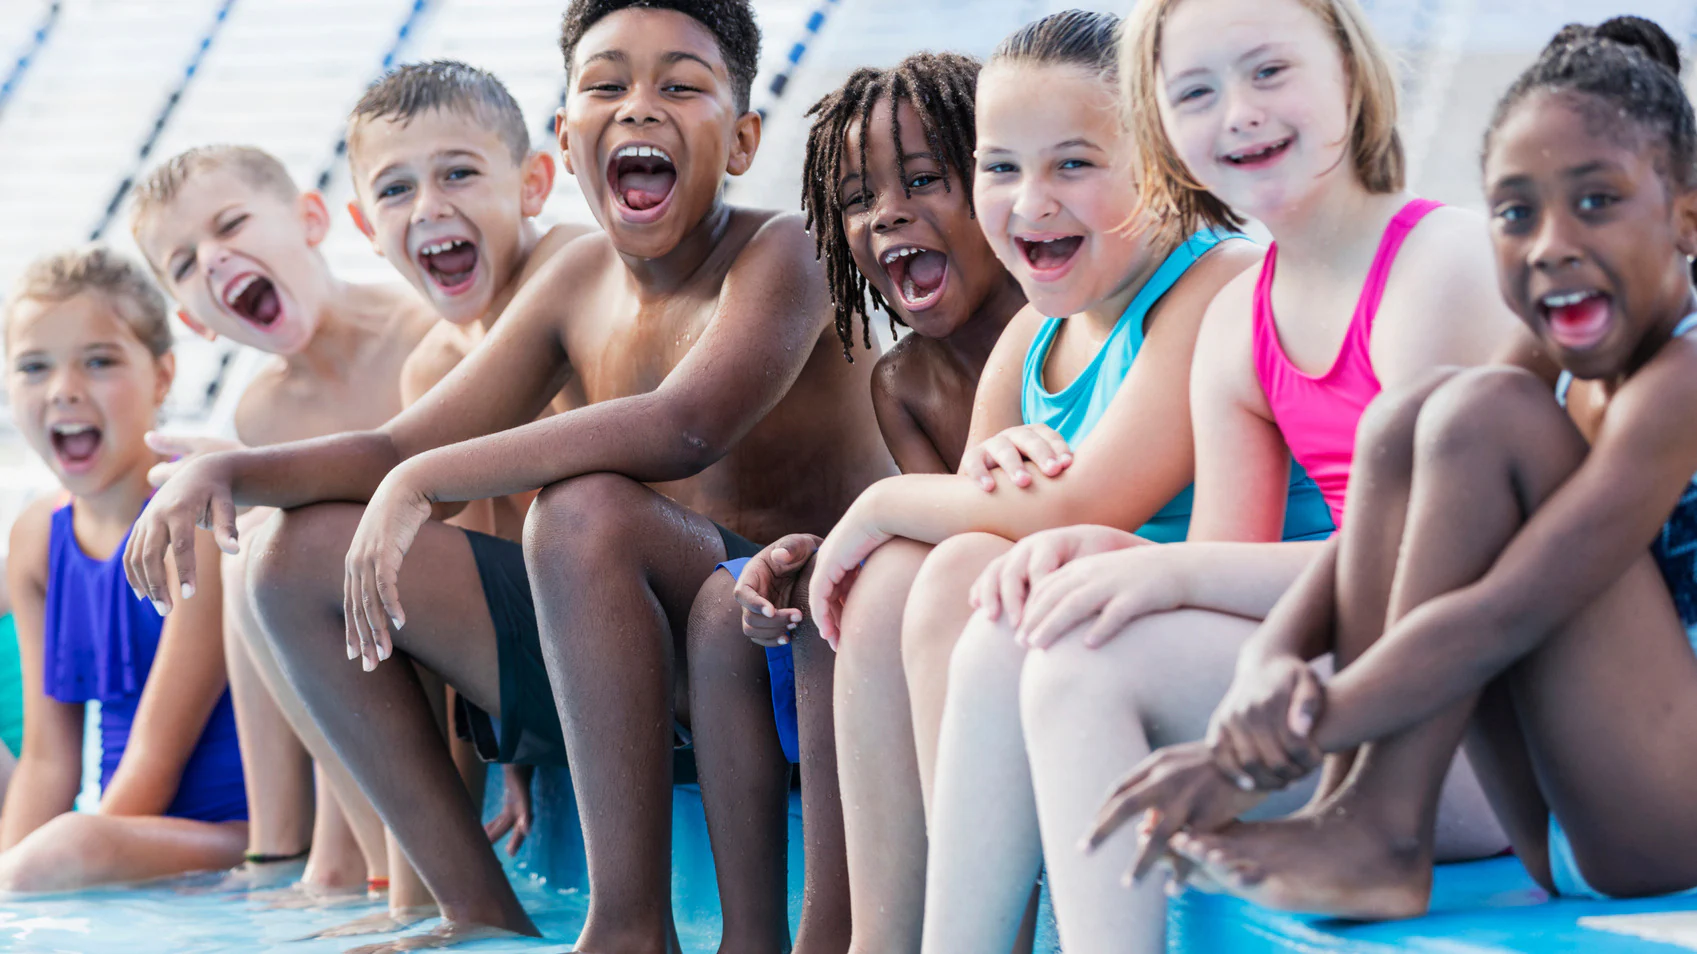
2, 0, 1696, 952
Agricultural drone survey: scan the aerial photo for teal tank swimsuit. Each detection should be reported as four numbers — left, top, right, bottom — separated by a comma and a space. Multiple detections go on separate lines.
1021, 229, 1334, 543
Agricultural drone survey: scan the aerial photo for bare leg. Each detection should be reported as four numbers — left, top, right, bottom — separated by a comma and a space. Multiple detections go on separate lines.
0, 814, 246, 891
1178, 368, 1697, 913
834, 539, 931, 954
687, 572, 793, 954
248, 504, 534, 937
790, 596, 852, 954
526, 473, 734, 954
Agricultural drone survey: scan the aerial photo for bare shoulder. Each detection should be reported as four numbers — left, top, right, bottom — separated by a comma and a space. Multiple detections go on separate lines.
1376, 203, 1519, 377
872, 333, 935, 404
1390, 205, 1496, 295
1197, 263, 1260, 337
1157, 237, 1265, 334
519, 221, 599, 285
7, 496, 57, 592
401, 323, 474, 404
732, 210, 821, 278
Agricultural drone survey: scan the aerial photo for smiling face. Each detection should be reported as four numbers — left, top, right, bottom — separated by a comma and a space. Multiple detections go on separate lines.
1485, 89, 1697, 379
973, 61, 1141, 318
560, 8, 759, 259
837, 96, 1005, 338
1156, 0, 1355, 223
6, 292, 171, 496
137, 167, 328, 355
349, 108, 549, 326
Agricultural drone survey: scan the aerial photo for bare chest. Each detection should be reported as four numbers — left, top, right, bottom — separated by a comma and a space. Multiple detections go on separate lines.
568, 293, 718, 403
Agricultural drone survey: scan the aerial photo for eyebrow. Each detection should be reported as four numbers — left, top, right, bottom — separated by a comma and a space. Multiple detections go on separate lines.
583, 49, 720, 74
1166, 43, 1281, 84
369, 148, 482, 185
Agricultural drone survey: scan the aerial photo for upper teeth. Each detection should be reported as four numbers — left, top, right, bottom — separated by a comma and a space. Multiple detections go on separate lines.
616, 145, 672, 162
882, 247, 925, 264
52, 423, 93, 435
225, 274, 258, 304
1024, 237, 1070, 244
420, 240, 468, 256
1543, 291, 1594, 308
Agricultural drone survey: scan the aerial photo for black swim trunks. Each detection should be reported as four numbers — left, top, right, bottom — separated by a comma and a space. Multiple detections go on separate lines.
455, 521, 763, 766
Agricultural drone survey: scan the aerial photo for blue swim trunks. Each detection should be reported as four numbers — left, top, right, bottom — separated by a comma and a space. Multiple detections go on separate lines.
716, 557, 800, 764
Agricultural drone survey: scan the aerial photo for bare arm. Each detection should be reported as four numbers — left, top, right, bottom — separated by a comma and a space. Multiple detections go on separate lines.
101, 529, 229, 816
870, 357, 951, 476
0, 504, 84, 848
1314, 356, 1697, 751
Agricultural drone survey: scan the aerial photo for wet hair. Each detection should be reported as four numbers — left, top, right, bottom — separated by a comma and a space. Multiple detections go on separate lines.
348, 60, 530, 168
802, 52, 982, 359
989, 8, 1121, 78
1122, 0, 1404, 245
4, 246, 172, 359
559, 0, 761, 114
1486, 17, 1695, 192
129, 145, 299, 245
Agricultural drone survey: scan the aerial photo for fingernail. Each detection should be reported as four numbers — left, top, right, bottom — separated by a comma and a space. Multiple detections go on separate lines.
1043, 459, 1055, 469
980, 478, 994, 490
774, 548, 790, 560
786, 622, 797, 632
778, 636, 789, 645
763, 606, 774, 618
362, 656, 375, 672
180, 582, 194, 600
390, 616, 403, 631
348, 643, 358, 660
1236, 774, 1254, 791
377, 643, 390, 661
152, 599, 169, 616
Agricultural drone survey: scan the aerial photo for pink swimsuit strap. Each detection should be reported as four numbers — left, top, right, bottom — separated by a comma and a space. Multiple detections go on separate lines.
1251, 198, 1443, 524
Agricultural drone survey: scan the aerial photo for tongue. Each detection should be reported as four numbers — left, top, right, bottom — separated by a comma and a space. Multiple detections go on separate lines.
907, 251, 947, 292
1549, 296, 1610, 346
427, 244, 477, 279
620, 170, 676, 211
248, 284, 280, 325
57, 431, 98, 462
1028, 238, 1081, 270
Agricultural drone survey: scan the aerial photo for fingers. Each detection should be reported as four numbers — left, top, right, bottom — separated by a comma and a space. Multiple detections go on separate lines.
1287, 668, 1324, 740
147, 459, 184, 488
1031, 424, 1074, 473
1020, 575, 1101, 649
962, 448, 997, 491
1085, 774, 1156, 852
1005, 541, 1063, 629
484, 812, 514, 844
970, 555, 1006, 618
208, 488, 240, 555
986, 438, 1033, 488
1130, 809, 1182, 884
743, 607, 801, 647
768, 534, 822, 570
1007, 426, 1069, 478
1081, 595, 1143, 649
807, 563, 839, 646
143, 430, 198, 458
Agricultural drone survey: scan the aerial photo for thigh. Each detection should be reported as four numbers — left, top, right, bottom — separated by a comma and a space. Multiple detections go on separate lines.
253, 503, 502, 713
0, 812, 246, 891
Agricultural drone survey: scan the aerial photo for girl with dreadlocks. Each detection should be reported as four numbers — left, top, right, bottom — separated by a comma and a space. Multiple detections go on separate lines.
799, 11, 1333, 953
683, 51, 1024, 954
1099, 13, 1697, 919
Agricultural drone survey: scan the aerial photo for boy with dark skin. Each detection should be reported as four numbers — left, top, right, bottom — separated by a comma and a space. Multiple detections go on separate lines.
126, 3, 889, 951
686, 54, 1025, 954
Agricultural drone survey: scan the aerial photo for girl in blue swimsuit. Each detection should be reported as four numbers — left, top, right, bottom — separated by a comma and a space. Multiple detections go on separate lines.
1105, 16, 1697, 916
0, 247, 245, 891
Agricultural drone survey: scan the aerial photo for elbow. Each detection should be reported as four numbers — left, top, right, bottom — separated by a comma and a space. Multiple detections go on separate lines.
657, 406, 737, 480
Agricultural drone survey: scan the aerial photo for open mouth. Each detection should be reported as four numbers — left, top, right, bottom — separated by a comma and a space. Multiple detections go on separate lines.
880, 245, 949, 310
1223, 138, 1294, 168
417, 239, 479, 294
1540, 289, 1613, 350
1014, 235, 1084, 279
608, 145, 677, 219
50, 422, 102, 471
222, 273, 281, 327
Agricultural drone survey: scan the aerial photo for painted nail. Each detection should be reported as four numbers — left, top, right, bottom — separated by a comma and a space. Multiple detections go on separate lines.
362, 656, 375, 672
763, 606, 774, 618
377, 643, 390, 662
390, 616, 403, 631
1236, 774, 1255, 791
152, 599, 169, 616
180, 582, 195, 600
347, 643, 358, 660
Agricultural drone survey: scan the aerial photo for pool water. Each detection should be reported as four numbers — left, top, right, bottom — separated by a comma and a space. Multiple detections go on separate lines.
0, 768, 1061, 953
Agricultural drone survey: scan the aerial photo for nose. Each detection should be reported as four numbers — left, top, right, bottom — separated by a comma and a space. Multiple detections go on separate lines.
616, 83, 663, 126
411, 179, 454, 224
871, 189, 913, 234
47, 365, 86, 407
1529, 209, 1583, 273
1009, 175, 1057, 225
1223, 84, 1265, 136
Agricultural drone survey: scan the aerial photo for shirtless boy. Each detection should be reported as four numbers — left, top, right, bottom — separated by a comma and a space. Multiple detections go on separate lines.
132, 145, 434, 897
127, 3, 889, 951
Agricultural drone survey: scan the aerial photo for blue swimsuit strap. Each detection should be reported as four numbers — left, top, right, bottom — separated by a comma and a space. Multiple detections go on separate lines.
1556, 310, 1697, 407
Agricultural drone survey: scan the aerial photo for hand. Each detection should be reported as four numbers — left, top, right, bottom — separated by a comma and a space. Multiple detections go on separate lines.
969, 524, 1142, 628
808, 493, 893, 650
342, 466, 433, 672
123, 455, 241, 615
1205, 655, 1324, 792
1084, 741, 1265, 884
145, 431, 244, 488
484, 764, 535, 857
1016, 543, 1185, 649
735, 534, 821, 648
960, 423, 1073, 491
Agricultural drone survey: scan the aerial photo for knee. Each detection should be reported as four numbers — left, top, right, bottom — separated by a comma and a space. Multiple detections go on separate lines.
1356, 367, 1466, 466
1415, 367, 1556, 460
246, 504, 353, 618
942, 612, 1029, 704
901, 533, 1009, 669
1018, 615, 1172, 724
523, 472, 644, 563
686, 569, 741, 655
0, 814, 112, 891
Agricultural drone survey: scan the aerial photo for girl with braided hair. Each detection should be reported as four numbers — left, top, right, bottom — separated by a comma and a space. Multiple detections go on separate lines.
683, 51, 1024, 954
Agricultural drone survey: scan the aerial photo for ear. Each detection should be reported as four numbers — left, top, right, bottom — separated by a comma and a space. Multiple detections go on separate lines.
556, 107, 575, 176
1672, 184, 1697, 261
152, 351, 177, 407
346, 201, 384, 258
175, 308, 216, 343
520, 151, 557, 218
725, 109, 763, 177
299, 191, 332, 247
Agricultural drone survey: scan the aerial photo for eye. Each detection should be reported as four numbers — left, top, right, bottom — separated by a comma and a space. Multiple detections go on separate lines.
217, 213, 248, 236
1176, 84, 1213, 104
1058, 158, 1093, 172
983, 161, 1017, 175
172, 256, 196, 282
1254, 63, 1287, 82
587, 82, 626, 94
377, 180, 411, 201
1492, 201, 1532, 226
663, 83, 701, 94
86, 355, 118, 370
1577, 192, 1617, 213
908, 173, 942, 190
14, 359, 46, 375
842, 190, 871, 210
445, 167, 478, 183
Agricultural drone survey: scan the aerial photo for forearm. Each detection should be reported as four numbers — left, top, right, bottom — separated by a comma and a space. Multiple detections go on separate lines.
97, 759, 182, 817
404, 396, 719, 504
1312, 586, 1521, 752
1168, 540, 1325, 619
221, 431, 402, 509
0, 757, 78, 849
1234, 537, 1338, 671
866, 471, 1166, 546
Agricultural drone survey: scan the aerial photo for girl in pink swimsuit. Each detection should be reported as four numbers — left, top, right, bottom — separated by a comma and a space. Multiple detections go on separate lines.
964, 0, 1524, 950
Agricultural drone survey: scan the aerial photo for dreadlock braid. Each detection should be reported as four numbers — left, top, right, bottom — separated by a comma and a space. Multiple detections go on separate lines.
802, 52, 982, 360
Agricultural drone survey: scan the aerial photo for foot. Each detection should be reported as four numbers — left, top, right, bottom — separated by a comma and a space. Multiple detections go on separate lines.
340, 919, 526, 953
1168, 800, 1433, 920
300, 905, 441, 940
168, 860, 307, 895
253, 881, 377, 911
